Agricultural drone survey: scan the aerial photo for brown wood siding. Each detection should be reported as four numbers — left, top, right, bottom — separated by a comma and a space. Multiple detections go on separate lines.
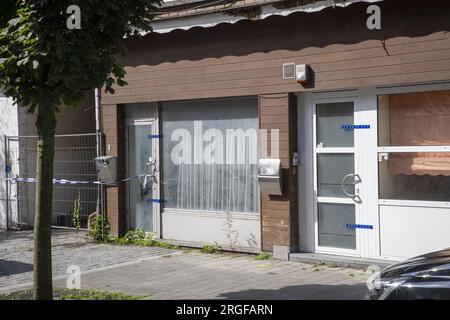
101, 0, 450, 247
103, 0, 450, 105
103, 104, 127, 237
259, 93, 298, 252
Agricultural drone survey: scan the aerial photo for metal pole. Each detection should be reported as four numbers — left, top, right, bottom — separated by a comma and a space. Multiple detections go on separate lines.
5, 136, 9, 230
94, 88, 105, 235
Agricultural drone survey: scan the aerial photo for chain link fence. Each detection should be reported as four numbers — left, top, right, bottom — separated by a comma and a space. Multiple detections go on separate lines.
5, 133, 101, 230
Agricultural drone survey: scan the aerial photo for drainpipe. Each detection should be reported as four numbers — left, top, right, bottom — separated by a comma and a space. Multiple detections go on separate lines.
94, 88, 104, 220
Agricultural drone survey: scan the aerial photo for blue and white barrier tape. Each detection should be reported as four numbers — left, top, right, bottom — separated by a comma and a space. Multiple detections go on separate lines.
346, 224, 374, 230
7, 173, 149, 185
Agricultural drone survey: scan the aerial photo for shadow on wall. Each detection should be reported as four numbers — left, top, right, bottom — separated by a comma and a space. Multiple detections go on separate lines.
122, 0, 450, 66
218, 283, 367, 300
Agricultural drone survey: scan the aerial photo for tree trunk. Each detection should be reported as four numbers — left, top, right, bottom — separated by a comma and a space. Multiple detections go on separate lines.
33, 98, 57, 300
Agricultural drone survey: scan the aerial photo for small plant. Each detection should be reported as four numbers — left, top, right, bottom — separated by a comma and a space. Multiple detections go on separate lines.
89, 215, 110, 242
255, 252, 271, 260
115, 229, 177, 249
116, 229, 155, 246
201, 243, 222, 254
59, 289, 149, 300
222, 211, 239, 251
72, 190, 81, 231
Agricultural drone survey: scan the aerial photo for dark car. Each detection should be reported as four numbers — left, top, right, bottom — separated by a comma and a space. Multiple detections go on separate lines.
367, 248, 450, 300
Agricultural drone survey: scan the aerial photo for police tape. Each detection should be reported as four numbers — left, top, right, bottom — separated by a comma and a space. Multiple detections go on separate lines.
6, 173, 149, 185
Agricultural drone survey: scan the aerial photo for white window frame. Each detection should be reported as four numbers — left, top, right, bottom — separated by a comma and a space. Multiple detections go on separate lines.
377, 83, 450, 207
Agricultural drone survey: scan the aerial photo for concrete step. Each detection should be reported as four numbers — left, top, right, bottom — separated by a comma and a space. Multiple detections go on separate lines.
289, 252, 395, 270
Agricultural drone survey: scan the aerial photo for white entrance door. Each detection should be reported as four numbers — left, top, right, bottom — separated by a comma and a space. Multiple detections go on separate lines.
126, 119, 160, 235
312, 96, 368, 256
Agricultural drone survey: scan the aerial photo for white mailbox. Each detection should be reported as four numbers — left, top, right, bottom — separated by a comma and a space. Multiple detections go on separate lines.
258, 158, 282, 195
95, 156, 117, 185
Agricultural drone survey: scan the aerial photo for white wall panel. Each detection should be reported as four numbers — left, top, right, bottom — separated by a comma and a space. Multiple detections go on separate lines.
379, 205, 450, 259
162, 210, 260, 251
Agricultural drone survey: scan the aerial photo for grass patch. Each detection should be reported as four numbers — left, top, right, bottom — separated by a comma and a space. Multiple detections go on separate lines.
201, 243, 222, 254
113, 229, 177, 249
0, 289, 149, 300
254, 252, 271, 260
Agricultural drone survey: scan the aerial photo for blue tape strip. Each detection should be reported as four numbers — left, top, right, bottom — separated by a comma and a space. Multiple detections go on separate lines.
147, 134, 163, 139
341, 125, 370, 130
146, 198, 165, 204
346, 224, 374, 229
5, 165, 11, 174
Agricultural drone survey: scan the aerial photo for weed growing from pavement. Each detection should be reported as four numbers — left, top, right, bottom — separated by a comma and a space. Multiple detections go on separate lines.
113, 229, 178, 249
201, 243, 223, 254
89, 215, 110, 242
254, 252, 271, 260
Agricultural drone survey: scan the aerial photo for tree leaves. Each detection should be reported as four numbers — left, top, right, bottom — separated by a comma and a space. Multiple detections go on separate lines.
0, 0, 162, 111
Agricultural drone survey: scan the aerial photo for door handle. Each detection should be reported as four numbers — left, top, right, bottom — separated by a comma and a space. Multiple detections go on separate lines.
341, 173, 361, 198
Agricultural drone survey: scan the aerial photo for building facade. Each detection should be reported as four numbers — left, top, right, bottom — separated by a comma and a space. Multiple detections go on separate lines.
102, 0, 450, 261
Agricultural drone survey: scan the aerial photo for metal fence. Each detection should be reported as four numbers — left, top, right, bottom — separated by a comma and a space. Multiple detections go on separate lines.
5, 133, 101, 230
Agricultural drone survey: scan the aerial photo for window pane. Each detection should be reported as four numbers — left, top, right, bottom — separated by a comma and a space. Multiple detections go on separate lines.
318, 203, 356, 249
128, 125, 154, 232
318, 154, 354, 197
317, 102, 354, 147
379, 152, 450, 201
162, 97, 260, 214
378, 90, 450, 146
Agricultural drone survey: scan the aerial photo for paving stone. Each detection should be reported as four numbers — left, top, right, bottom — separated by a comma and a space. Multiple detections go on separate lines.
1, 229, 368, 299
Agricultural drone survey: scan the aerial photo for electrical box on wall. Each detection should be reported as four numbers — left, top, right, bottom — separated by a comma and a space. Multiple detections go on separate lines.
296, 64, 310, 84
95, 156, 117, 185
258, 158, 282, 195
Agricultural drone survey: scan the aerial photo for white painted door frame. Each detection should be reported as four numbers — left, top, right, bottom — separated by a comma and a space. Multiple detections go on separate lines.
299, 82, 450, 260
298, 88, 379, 258
125, 117, 161, 238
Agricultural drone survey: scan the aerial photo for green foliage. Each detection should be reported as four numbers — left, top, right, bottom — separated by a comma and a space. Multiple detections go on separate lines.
254, 252, 271, 260
0, 0, 161, 301
0, 289, 149, 300
89, 215, 110, 242
114, 229, 177, 249
0, 0, 162, 111
59, 289, 148, 300
72, 190, 81, 231
201, 243, 223, 254
116, 229, 154, 246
